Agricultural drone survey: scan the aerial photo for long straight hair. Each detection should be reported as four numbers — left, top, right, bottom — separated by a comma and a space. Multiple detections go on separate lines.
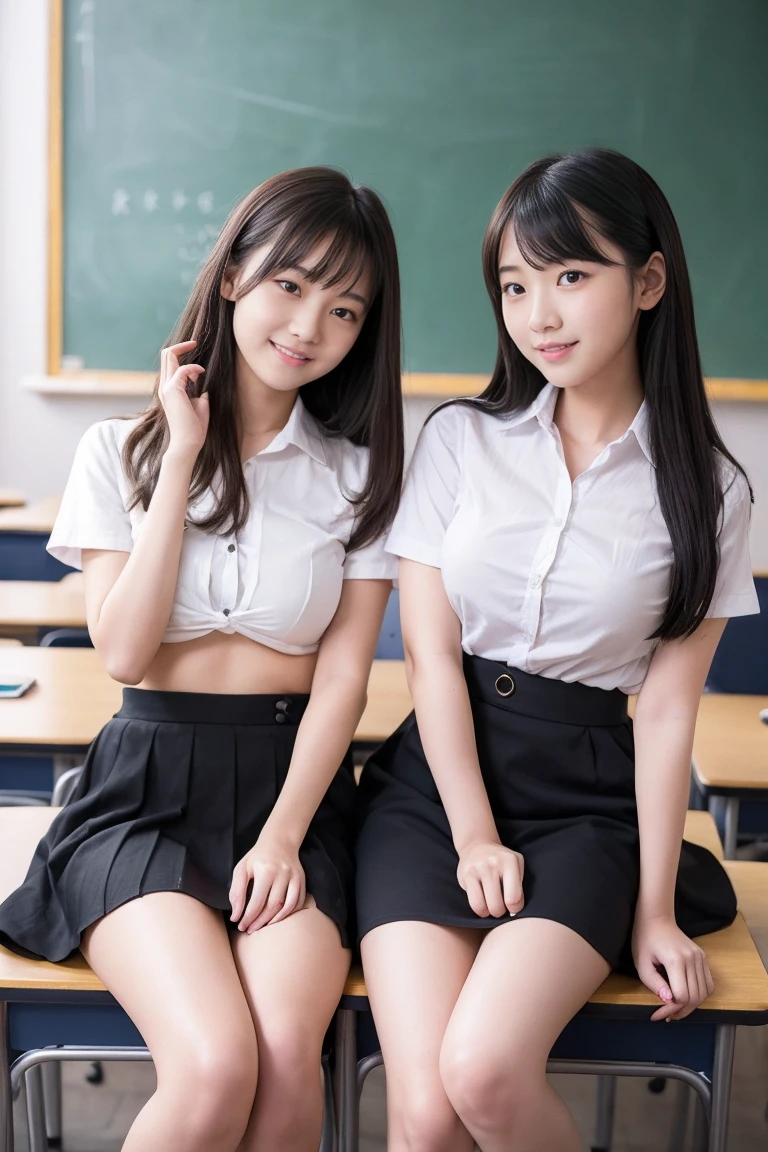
463, 147, 750, 640
124, 167, 403, 551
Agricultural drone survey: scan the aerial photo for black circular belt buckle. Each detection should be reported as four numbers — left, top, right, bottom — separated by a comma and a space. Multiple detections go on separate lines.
494, 674, 516, 697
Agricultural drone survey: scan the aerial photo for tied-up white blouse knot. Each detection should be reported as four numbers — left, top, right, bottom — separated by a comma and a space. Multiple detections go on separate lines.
385, 383, 758, 694
48, 396, 396, 655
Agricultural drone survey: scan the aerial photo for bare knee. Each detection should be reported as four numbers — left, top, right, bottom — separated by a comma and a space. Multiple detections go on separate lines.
159, 1030, 258, 1146
440, 1034, 536, 1133
244, 1025, 324, 1142
388, 1078, 470, 1152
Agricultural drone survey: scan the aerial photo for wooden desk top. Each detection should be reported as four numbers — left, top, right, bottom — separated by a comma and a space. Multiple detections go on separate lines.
725, 861, 768, 965
0, 576, 86, 629
0, 490, 25, 510
0, 496, 61, 534
0, 647, 410, 751
2, 807, 766, 1019
692, 693, 768, 791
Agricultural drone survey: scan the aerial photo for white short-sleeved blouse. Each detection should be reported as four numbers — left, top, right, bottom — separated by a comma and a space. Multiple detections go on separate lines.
386, 383, 759, 693
48, 397, 396, 656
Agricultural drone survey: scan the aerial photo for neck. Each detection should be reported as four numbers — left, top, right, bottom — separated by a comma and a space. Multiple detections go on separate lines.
553, 344, 644, 448
235, 351, 298, 455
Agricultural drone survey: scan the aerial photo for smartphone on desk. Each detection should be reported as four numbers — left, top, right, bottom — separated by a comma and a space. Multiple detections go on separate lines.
0, 678, 36, 699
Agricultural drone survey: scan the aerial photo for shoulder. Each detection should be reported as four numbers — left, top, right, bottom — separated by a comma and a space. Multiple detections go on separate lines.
76, 417, 139, 461
717, 457, 752, 516
413, 400, 502, 466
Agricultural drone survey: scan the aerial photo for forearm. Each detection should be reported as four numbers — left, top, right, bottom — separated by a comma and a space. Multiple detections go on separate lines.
633, 711, 697, 919
408, 651, 499, 852
93, 451, 194, 682
261, 670, 369, 849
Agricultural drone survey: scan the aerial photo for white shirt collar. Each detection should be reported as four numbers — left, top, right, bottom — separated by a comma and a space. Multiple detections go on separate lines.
250, 395, 328, 467
497, 382, 653, 465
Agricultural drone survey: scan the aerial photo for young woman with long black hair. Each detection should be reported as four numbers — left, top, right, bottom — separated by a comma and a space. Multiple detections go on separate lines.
355, 148, 757, 1152
0, 167, 403, 1152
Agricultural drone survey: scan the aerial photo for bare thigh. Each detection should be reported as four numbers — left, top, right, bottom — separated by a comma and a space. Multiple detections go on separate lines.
230, 898, 350, 1149
442, 916, 610, 1086
230, 896, 350, 1050
82, 892, 258, 1082
361, 920, 483, 1151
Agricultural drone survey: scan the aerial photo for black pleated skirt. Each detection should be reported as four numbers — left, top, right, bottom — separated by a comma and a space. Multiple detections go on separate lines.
0, 689, 356, 961
355, 655, 737, 972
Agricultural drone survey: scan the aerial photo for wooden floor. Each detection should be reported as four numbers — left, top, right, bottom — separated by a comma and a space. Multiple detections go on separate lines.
10, 1025, 768, 1150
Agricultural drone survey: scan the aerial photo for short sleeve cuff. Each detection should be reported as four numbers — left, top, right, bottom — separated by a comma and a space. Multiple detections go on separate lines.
384, 531, 442, 569
342, 546, 397, 581
705, 586, 760, 619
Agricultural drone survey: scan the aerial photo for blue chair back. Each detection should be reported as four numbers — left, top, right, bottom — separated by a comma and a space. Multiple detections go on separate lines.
0, 532, 74, 581
706, 576, 768, 694
375, 590, 404, 660
39, 628, 93, 648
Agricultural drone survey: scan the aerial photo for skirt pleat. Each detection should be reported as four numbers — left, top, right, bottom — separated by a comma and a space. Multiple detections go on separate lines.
0, 689, 355, 961
356, 655, 736, 973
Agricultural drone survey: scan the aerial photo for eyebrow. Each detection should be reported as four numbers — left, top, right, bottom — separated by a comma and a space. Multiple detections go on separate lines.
498, 265, 522, 275
290, 264, 369, 309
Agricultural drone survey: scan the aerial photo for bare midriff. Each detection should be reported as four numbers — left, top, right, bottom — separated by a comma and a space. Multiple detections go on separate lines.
138, 630, 318, 696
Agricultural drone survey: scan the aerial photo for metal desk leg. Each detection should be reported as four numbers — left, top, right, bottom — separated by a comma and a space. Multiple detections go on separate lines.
592, 1074, 617, 1151
709, 1023, 736, 1152
42, 1060, 62, 1146
723, 800, 740, 861
24, 1065, 47, 1152
333, 1009, 358, 1152
0, 1005, 12, 1152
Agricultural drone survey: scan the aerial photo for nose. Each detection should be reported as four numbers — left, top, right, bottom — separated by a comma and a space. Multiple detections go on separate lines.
527, 288, 562, 334
289, 301, 322, 344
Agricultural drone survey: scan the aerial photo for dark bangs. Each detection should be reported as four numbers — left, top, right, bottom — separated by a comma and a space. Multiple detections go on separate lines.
231, 196, 379, 306
510, 180, 618, 272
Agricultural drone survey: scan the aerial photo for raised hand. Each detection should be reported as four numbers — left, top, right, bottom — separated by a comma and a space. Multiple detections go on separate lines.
158, 340, 209, 462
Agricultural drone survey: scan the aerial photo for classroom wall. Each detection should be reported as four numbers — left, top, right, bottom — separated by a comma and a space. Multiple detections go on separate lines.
1, 0, 766, 568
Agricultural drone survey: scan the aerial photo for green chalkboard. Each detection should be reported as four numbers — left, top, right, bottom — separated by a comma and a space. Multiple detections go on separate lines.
61, 0, 767, 379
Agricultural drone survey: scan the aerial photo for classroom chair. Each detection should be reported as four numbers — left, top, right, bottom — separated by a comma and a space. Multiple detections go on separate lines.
702, 575, 768, 849
38, 628, 92, 649
0, 537, 71, 584
0, 630, 91, 806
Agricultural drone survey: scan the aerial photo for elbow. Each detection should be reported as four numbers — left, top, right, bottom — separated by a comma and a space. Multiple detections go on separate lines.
97, 642, 149, 686
102, 656, 145, 686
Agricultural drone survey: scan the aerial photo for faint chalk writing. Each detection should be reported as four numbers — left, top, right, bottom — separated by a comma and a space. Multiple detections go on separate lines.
111, 189, 130, 216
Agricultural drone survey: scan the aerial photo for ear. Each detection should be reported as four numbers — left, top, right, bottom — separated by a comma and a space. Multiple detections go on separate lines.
637, 251, 666, 311
220, 267, 238, 302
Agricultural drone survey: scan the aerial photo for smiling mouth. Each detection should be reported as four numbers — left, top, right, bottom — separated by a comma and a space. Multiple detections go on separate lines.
537, 343, 577, 351
270, 341, 311, 362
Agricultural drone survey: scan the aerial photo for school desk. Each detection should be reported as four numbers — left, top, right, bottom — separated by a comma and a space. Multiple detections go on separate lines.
0, 499, 68, 584
692, 693, 768, 859
0, 578, 86, 643
0, 500, 60, 535
0, 495, 25, 512
0, 648, 411, 758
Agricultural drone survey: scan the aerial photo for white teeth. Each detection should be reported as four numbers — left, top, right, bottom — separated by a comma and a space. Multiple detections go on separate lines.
274, 342, 307, 360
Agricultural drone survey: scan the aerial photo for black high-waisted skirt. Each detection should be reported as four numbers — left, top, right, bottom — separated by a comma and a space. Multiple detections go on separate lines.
0, 688, 355, 961
355, 655, 736, 972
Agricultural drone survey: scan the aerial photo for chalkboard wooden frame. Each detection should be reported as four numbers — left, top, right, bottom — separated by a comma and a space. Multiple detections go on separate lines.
40, 0, 768, 403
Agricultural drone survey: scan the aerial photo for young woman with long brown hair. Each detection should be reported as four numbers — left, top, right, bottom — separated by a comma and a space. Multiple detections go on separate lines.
0, 167, 403, 1152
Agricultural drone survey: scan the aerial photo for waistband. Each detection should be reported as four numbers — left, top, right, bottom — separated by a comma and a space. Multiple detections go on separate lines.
462, 654, 628, 727
116, 688, 309, 727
